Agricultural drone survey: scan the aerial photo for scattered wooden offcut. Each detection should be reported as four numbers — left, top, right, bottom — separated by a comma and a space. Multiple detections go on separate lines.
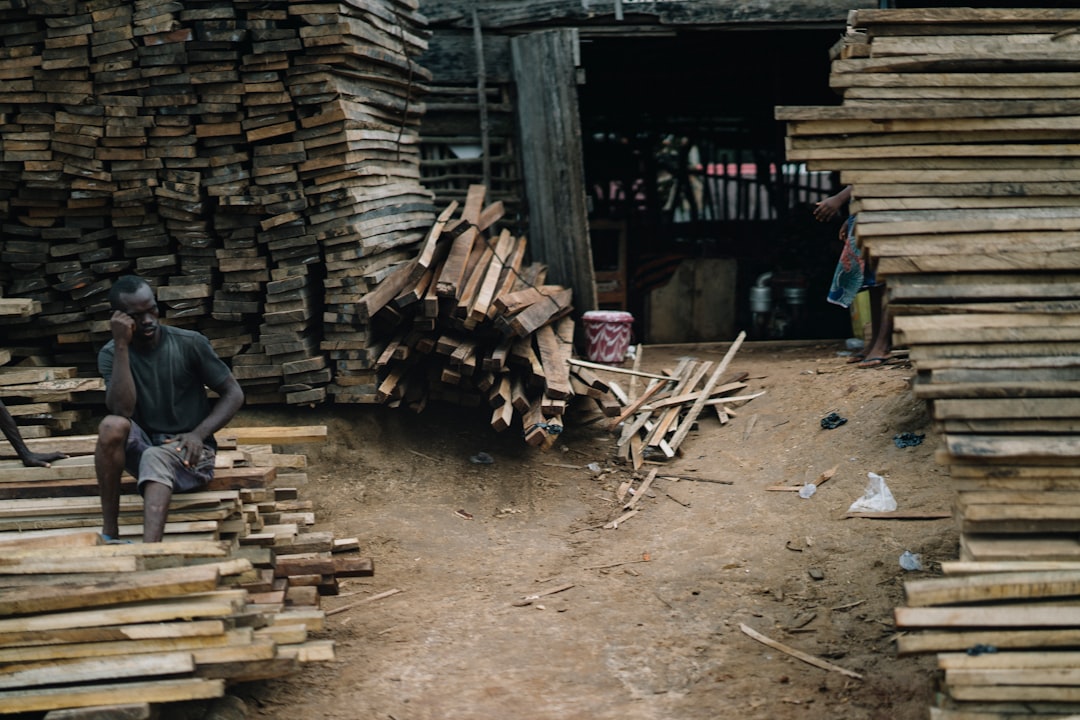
605, 332, 760, 469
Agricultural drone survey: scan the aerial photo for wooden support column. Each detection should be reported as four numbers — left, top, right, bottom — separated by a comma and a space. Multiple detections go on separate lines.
511, 29, 597, 313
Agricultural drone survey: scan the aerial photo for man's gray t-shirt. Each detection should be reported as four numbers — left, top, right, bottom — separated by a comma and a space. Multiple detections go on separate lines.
98, 325, 232, 444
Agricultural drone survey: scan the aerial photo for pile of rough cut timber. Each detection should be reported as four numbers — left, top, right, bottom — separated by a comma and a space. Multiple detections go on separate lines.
356, 184, 600, 447
0, 0, 433, 406
777, 8, 1080, 717
604, 332, 762, 469
0, 424, 373, 716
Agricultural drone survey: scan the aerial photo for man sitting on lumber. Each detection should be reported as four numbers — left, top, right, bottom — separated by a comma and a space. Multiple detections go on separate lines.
0, 398, 67, 467
95, 275, 244, 543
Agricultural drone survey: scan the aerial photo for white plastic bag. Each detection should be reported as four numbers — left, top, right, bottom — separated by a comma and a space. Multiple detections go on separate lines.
847, 472, 897, 513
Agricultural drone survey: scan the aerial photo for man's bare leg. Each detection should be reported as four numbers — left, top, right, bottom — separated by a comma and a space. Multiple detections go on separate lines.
142, 480, 173, 543
95, 415, 130, 539
859, 284, 893, 367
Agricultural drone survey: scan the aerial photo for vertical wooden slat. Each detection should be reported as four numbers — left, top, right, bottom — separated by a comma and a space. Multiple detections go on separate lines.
511, 29, 597, 313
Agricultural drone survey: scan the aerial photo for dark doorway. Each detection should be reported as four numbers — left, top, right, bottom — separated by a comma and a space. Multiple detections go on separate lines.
578, 29, 854, 342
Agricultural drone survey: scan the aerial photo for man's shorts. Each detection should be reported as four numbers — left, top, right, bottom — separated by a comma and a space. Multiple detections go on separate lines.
125, 420, 216, 494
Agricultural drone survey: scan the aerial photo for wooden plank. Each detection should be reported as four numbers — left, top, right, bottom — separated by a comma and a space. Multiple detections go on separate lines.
642, 361, 711, 451
0, 651, 195, 690
467, 229, 515, 326
417, 200, 459, 269
606, 379, 666, 432
217, 426, 327, 445
895, 605, 1080, 628
666, 332, 746, 454
0, 564, 222, 616
947, 435, 1080, 460
533, 324, 572, 400
435, 226, 478, 298
905, 571, 1080, 607
0, 678, 225, 714
0, 592, 246, 635
505, 288, 572, 337
938, 650, 1080, 669
0, 619, 229, 652
898, 628, 1080, 655
44, 703, 151, 720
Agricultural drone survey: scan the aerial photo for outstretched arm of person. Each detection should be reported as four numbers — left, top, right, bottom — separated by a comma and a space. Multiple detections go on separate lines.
813, 185, 853, 222
0, 399, 67, 467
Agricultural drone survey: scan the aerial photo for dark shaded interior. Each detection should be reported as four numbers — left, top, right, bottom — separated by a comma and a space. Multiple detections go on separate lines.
577, 28, 861, 341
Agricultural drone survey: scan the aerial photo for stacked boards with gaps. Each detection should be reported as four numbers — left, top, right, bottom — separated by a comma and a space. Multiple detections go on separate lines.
777, 8, 1080, 717
0, 424, 374, 716
0, 0, 434, 405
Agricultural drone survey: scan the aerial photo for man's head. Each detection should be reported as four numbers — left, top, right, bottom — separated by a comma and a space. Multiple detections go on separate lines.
109, 275, 160, 347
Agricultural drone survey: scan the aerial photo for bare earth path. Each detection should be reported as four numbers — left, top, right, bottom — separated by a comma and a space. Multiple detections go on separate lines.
233, 340, 954, 720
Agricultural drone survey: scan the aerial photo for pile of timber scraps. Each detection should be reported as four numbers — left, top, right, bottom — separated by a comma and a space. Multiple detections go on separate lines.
603, 332, 762, 469
0, 425, 374, 715
355, 184, 592, 448
896, 564, 1080, 717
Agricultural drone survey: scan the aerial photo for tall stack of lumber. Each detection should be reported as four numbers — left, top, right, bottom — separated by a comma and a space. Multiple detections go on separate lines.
0, 0, 434, 405
777, 8, 1080, 717
896, 564, 1080, 718
356, 184, 586, 446
0, 423, 375, 716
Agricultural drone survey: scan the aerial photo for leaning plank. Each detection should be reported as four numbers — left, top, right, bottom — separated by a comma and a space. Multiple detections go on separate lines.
417, 201, 459, 269
739, 623, 862, 680
606, 379, 667, 432
436, 226, 478, 298
666, 331, 747, 454
0, 678, 224, 714
533, 324, 573, 400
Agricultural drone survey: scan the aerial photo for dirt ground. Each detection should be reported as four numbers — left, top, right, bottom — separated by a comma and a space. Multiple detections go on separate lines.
229, 340, 956, 720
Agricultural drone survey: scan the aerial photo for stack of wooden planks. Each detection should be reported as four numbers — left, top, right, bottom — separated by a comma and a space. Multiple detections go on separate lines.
354, 184, 586, 446
0, 354, 102, 439
0, 423, 372, 715
777, 8, 1080, 716
0, 0, 434, 405
897, 565, 1080, 718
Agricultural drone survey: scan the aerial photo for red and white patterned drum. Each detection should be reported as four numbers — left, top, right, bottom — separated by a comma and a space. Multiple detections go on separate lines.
582, 310, 633, 364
